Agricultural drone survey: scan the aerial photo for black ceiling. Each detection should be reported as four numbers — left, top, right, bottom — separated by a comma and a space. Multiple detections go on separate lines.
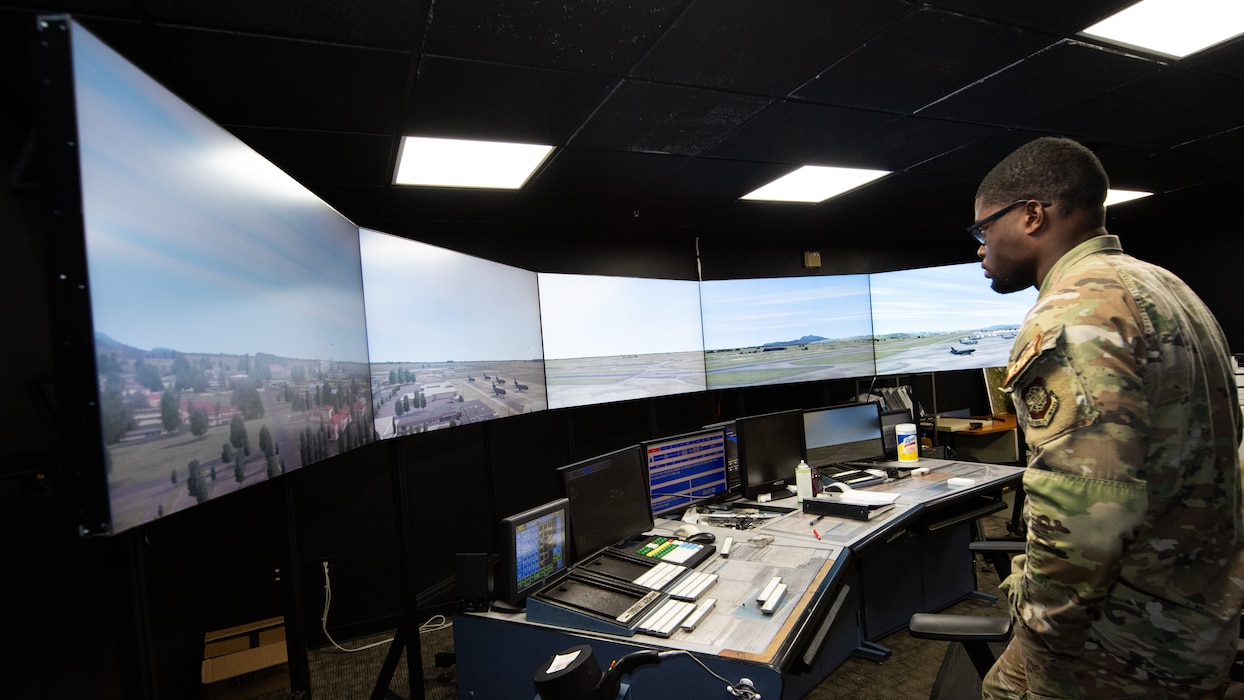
4, 1, 1244, 268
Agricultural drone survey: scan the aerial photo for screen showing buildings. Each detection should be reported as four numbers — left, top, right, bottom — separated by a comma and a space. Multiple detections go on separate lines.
558, 445, 653, 562
538, 273, 707, 409
67, 20, 373, 534
644, 428, 728, 517
499, 497, 569, 606
869, 262, 1036, 375
803, 402, 885, 468
359, 229, 547, 439
736, 410, 805, 500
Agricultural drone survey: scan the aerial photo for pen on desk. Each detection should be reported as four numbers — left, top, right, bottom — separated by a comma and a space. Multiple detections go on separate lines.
809, 515, 824, 526
812, 529, 821, 540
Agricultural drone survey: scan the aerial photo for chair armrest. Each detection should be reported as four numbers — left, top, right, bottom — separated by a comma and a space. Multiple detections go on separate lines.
908, 613, 1012, 643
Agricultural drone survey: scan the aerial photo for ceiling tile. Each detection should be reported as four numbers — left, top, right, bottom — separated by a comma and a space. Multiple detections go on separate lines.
918, 1, 1138, 35
142, 0, 429, 50
406, 56, 615, 145
526, 148, 686, 196
633, 0, 911, 96
822, 116, 1002, 172
1025, 66, 1244, 149
156, 26, 408, 134
706, 100, 895, 164
793, 7, 1058, 114
422, 0, 685, 74
647, 158, 794, 200
569, 80, 772, 155
918, 40, 1163, 128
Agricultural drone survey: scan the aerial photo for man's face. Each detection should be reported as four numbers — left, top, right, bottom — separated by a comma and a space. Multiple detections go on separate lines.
973, 198, 1036, 295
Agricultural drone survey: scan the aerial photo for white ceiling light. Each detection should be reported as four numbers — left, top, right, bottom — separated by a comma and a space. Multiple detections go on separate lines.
1081, 0, 1244, 59
394, 136, 555, 189
741, 165, 891, 204
1105, 189, 1153, 207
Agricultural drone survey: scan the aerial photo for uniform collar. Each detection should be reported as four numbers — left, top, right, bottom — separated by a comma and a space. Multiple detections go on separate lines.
1039, 234, 1123, 293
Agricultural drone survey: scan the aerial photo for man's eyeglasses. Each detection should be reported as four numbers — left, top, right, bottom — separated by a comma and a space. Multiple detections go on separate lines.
967, 200, 1050, 245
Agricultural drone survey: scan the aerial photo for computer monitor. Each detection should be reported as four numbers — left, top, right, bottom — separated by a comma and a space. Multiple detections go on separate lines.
880, 408, 914, 458
802, 402, 885, 468
736, 409, 806, 501
498, 498, 570, 607
558, 445, 653, 562
643, 427, 729, 517
702, 420, 740, 492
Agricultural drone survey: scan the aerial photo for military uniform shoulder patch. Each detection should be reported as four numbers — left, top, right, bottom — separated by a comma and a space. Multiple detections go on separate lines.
1021, 376, 1058, 428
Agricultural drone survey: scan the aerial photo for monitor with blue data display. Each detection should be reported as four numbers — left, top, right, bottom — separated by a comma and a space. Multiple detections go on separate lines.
643, 427, 729, 517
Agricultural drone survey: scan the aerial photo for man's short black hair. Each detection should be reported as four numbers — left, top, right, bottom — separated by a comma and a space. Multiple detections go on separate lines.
976, 137, 1109, 221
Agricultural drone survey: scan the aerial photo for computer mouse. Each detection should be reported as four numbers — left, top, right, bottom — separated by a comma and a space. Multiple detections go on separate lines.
674, 524, 715, 543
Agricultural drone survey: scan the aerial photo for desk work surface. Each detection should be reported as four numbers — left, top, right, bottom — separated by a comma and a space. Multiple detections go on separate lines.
695, 459, 1017, 550
858, 458, 1023, 506
491, 524, 843, 664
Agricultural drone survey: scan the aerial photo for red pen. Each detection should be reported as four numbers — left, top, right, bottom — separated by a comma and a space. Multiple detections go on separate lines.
812, 529, 821, 540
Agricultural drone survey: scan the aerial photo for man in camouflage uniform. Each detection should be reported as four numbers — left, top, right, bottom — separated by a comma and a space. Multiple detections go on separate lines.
971, 137, 1243, 699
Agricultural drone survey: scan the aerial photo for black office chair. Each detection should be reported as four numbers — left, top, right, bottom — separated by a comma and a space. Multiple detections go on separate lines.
907, 540, 1023, 699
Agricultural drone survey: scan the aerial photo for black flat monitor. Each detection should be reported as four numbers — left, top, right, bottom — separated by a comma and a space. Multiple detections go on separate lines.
802, 402, 885, 468
498, 497, 570, 607
558, 445, 652, 562
736, 409, 805, 501
643, 427, 729, 517
880, 408, 914, 458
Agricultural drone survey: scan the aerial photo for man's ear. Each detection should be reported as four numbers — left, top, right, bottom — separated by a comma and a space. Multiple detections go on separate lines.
1021, 200, 1048, 236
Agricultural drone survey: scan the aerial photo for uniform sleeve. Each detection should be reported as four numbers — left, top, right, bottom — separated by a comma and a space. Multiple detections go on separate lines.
1002, 323, 1149, 696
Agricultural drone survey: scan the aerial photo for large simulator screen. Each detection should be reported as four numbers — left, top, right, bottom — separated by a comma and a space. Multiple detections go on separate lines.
360, 229, 547, 438
538, 274, 706, 409
700, 275, 875, 389
66, 21, 374, 533
869, 262, 1036, 375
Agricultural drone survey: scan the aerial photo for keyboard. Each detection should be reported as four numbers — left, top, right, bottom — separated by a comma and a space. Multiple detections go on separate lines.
632, 561, 686, 590
635, 598, 697, 637
666, 570, 718, 601
820, 466, 885, 488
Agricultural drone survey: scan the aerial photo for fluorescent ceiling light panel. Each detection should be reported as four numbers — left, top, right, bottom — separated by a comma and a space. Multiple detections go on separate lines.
1081, 0, 1244, 59
394, 136, 554, 189
1105, 189, 1153, 207
741, 165, 891, 203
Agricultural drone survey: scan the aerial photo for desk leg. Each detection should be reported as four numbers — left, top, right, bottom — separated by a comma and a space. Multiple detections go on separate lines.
854, 640, 892, 662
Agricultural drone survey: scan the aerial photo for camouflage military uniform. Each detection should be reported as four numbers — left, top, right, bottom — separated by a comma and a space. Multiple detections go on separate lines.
982, 235, 1244, 699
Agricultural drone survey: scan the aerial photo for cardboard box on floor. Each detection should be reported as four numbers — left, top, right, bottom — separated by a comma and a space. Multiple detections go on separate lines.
201, 616, 289, 700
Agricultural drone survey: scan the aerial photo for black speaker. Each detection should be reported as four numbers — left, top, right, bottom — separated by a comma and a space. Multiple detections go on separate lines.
455, 552, 492, 612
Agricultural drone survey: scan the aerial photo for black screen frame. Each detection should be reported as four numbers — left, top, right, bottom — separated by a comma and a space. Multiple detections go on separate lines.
802, 401, 885, 467
497, 497, 570, 607
557, 444, 652, 563
37, 15, 112, 535
735, 409, 806, 500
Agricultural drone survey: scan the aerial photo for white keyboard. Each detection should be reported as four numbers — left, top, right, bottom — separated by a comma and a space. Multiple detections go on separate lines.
636, 598, 697, 637
632, 561, 687, 590
666, 570, 718, 601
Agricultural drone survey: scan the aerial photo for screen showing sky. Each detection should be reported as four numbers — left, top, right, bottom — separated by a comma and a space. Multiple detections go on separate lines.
74, 23, 370, 363
700, 275, 873, 350
869, 262, 1036, 336
538, 274, 705, 359
359, 229, 544, 363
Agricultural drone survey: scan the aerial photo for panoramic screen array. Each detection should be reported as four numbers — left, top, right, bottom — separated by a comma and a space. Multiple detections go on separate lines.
64, 20, 1036, 533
